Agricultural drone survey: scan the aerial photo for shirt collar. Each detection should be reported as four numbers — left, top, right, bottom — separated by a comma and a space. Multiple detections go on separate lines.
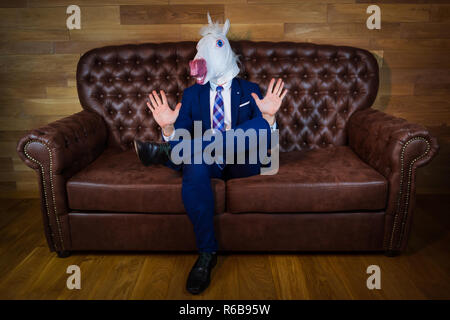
209, 79, 232, 91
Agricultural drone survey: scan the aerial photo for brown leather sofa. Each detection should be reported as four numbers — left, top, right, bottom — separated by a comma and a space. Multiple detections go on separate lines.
17, 41, 439, 257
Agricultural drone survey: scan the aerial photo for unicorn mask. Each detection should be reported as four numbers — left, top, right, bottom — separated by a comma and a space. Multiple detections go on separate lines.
189, 13, 240, 86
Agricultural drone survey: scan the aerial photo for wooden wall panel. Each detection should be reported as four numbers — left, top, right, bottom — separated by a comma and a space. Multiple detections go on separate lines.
383, 51, 450, 68
0, 41, 53, 55
249, 0, 354, 3
54, 40, 146, 54
226, 4, 327, 23
69, 25, 181, 41
0, 54, 79, 73
0, 0, 448, 198
81, 6, 121, 28
27, 1, 169, 6
431, 4, 450, 22
0, 29, 69, 41
120, 5, 224, 24
371, 38, 450, 50
181, 23, 284, 41
0, 7, 67, 29
284, 23, 402, 39
0, 0, 27, 7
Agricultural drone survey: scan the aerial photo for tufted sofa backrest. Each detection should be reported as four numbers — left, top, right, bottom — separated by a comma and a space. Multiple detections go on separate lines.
77, 41, 379, 152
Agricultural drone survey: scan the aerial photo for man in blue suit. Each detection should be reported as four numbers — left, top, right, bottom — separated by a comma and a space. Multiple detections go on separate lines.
134, 15, 287, 294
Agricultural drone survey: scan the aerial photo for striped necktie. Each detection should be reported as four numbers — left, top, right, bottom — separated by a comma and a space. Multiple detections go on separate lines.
212, 85, 225, 132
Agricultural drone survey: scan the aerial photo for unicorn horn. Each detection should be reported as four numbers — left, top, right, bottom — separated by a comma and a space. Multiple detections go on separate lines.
207, 11, 213, 25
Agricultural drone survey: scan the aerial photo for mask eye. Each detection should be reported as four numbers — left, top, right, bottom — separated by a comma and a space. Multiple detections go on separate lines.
216, 39, 223, 48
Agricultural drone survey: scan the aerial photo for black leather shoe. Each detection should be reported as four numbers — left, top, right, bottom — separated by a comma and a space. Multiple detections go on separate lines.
186, 252, 217, 295
134, 139, 171, 166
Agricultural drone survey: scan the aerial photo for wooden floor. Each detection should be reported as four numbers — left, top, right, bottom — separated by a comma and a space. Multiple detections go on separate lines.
0, 194, 448, 300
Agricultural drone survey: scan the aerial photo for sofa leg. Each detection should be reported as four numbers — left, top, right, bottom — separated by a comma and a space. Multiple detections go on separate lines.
384, 250, 400, 257
57, 250, 71, 258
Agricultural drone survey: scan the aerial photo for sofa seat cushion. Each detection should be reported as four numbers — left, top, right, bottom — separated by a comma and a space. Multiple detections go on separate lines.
226, 146, 387, 213
67, 148, 225, 214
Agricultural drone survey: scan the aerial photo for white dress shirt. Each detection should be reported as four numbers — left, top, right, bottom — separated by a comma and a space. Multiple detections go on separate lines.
209, 80, 233, 131
162, 79, 277, 141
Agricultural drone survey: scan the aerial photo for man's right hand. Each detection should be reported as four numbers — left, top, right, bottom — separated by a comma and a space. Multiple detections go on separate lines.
147, 90, 181, 136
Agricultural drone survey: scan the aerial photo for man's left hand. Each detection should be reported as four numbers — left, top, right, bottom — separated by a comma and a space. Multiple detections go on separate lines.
251, 78, 288, 125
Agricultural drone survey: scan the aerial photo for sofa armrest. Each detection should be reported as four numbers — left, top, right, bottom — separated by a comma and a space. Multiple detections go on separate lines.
17, 110, 107, 175
16, 110, 107, 253
348, 108, 439, 253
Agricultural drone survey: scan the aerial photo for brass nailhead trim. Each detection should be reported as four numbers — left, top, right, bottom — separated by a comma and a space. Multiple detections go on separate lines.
389, 136, 431, 250
24, 140, 65, 251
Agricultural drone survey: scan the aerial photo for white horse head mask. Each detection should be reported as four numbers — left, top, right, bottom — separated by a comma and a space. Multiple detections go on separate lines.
189, 12, 240, 86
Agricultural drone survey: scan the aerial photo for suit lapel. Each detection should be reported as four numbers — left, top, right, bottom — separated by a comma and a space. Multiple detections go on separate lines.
231, 77, 241, 129
200, 82, 211, 131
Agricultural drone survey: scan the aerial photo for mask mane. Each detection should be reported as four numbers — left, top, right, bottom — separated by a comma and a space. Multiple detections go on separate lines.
199, 21, 225, 38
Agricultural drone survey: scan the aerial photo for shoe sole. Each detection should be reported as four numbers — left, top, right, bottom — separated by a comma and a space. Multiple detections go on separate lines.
134, 139, 151, 166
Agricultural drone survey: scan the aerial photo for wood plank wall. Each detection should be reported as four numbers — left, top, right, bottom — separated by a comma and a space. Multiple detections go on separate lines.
0, 0, 449, 198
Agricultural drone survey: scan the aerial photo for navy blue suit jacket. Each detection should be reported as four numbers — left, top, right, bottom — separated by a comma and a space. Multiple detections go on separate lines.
174, 77, 264, 136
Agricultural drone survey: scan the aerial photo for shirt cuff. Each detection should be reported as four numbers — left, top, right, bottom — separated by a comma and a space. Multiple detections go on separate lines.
162, 129, 175, 141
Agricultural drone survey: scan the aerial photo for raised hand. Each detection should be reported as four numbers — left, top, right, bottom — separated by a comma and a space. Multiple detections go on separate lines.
251, 78, 288, 123
147, 90, 181, 135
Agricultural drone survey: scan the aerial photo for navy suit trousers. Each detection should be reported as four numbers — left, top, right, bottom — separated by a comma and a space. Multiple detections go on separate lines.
167, 117, 271, 252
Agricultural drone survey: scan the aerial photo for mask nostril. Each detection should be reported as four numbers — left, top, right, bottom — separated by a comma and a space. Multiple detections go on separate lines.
189, 58, 207, 77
